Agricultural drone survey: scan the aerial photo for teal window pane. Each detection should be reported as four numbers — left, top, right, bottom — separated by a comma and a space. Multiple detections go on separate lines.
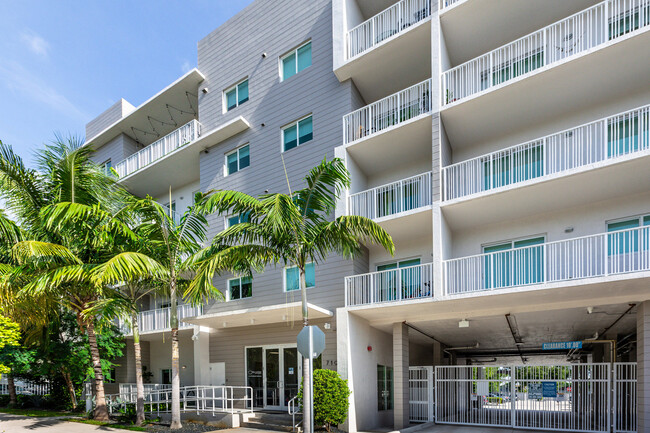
297, 42, 312, 72
229, 279, 241, 300
608, 219, 640, 255
305, 262, 315, 288
283, 125, 298, 151
238, 80, 249, 105
241, 276, 252, 298
608, 116, 640, 157
285, 266, 299, 291
282, 53, 296, 80
484, 242, 512, 290
227, 152, 238, 175
226, 89, 237, 111
298, 116, 313, 144
239, 145, 250, 169
228, 215, 240, 227
513, 237, 545, 286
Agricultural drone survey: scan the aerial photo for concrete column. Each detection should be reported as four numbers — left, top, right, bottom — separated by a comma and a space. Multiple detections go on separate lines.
336, 308, 357, 433
433, 340, 443, 366
193, 326, 211, 386
393, 323, 409, 430
638, 301, 650, 432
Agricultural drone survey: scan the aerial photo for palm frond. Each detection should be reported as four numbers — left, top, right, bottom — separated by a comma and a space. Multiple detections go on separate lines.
12, 240, 82, 267
91, 252, 168, 286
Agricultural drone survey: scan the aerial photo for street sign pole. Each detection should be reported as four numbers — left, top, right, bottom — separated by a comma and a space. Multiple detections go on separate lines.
297, 326, 326, 433
309, 328, 314, 433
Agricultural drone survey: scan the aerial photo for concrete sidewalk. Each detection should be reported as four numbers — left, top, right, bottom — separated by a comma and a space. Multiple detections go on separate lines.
0, 413, 123, 432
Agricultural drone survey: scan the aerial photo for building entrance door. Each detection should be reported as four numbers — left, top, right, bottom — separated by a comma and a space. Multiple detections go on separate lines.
247, 345, 300, 410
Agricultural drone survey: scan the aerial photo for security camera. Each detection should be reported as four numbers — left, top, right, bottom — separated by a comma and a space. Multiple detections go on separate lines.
201, 87, 209, 94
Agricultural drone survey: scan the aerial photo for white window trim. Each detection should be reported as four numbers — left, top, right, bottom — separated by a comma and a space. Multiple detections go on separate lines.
281, 114, 313, 153
226, 276, 252, 302
279, 40, 312, 82
481, 233, 547, 252
283, 263, 316, 292
224, 212, 249, 229
222, 77, 249, 113
375, 256, 422, 271
606, 213, 650, 227
224, 143, 250, 176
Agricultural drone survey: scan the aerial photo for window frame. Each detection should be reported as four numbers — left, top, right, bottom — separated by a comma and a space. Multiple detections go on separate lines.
281, 114, 313, 152
280, 40, 312, 82
102, 159, 112, 176
227, 276, 253, 301
225, 212, 250, 229
481, 234, 547, 253
161, 369, 172, 385
223, 78, 249, 112
377, 364, 393, 411
225, 143, 251, 176
283, 262, 316, 292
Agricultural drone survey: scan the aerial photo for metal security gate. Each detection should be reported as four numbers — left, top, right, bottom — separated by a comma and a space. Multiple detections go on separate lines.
435, 363, 636, 432
409, 366, 434, 422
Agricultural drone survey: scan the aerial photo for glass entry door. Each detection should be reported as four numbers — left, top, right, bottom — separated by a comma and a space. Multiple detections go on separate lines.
247, 345, 300, 410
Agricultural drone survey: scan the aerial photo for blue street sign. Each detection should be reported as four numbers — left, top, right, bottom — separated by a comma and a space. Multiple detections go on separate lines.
542, 341, 582, 350
542, 382, 557, 398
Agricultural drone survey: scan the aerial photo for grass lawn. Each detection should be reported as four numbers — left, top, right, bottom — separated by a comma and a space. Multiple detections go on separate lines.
64, 418, 148, 431
0, 407, 75, 417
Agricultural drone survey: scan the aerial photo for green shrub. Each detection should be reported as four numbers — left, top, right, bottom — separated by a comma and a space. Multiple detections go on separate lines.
298, 369, 351, 432
116, 403, 137, 424
0, 394, 9, 407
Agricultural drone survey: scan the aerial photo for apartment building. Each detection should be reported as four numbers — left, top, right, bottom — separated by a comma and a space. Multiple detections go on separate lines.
84, 0, 650, 431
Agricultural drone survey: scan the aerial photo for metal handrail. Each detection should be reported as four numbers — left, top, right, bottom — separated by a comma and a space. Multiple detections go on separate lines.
288, 395, 302, 432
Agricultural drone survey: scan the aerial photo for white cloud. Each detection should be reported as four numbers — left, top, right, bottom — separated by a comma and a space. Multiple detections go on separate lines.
181, 60, 192, 74
0, 60, 88, 121
21, 30, 49, 58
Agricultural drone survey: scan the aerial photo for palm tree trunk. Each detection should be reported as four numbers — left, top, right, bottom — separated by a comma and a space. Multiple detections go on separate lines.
86, 319, 110, 421
132, 313, 145, 426
7, 372, 17, 407
61, 367, 77, 410
300, 268, 312, 433
169, 274, 182, 430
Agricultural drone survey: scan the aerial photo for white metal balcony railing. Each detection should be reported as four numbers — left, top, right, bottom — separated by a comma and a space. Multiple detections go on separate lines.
442, 0, 650, 105
346, 0, 431, 59
445, 225, 650, 296
442, 105, 650, 200
345, 263, 433, 306
115, 119, 201, 178
343, 79, 432, 144
439, 0, 462, 10
117, 304, 202, 334
349, 172, 432, 219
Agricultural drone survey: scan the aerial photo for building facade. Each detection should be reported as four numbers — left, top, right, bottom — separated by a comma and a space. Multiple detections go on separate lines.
85, 0, 650, 431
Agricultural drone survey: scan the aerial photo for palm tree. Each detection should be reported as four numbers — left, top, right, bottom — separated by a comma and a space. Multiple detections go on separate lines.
188, 158, 395, 433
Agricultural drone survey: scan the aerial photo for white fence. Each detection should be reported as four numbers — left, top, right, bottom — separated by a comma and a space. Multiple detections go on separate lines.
409, 366, 434, 423
436, 364, 615, 432
439, 0, 462, 9
0, 378, 50, 396
349, 172, 432, 220
614, 363, 637, 433
106, 385, 254, 416
345, 263, 433, 306
444, 225, 650, 295
343, 79, 432, 144
347, 0, 431, 59
442, 105, 650, 200
442, 0, 650, 105
118, 383, 170, 399
115, 119, 201, 178
117, 304, 202, 334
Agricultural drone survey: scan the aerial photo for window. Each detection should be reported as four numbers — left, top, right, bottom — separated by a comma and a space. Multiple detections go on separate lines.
224, 79, 249, 112
162, 369, 171, 385
607, 215, 650, 256
376, 258, 427, 301
105, 368, 117, 383
226, 144, 250, 175
102, 159, 112, 176
281, 41, 312, 81
377, 365, 393, 411
228, 276, 252, 301
282, 116, 313, 152
483, 236, 545, 289
284, 263, 315, 292
226, 212, 250, 228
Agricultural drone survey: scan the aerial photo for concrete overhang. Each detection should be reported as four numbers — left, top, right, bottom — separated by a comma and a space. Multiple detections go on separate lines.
334, 19, 431, 102
368, 206, 433, 251
85, 69, 205, 149
183, 302, 333, 330
118, 116, 250, 198
441, 27, 650, 150
440, 0, 600, 66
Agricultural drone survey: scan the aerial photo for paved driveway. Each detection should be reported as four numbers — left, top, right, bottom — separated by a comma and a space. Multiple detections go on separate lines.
0, 414, 123, 433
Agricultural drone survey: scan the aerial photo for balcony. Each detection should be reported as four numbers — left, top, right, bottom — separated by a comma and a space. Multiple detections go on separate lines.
439, 0, 461, 9
345, 263, 433, 306
442, 105, 650, 201
115, 120, 201, 179
347, 0, 431, 60
349, 172, 432, 220
444, 226, 650, 296
442, 0, 650, 106
117, 304, 202, 335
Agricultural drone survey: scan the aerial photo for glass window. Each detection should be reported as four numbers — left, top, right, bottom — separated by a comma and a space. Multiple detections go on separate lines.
281, 41, 311, 81
102, 159, 112, 176
483, 236, 545, 289
285, 263, 315, 292
227, 212, 250, 228
246, 348, 264, 407
162, 369, 171, 385
226, 144, 250, 175
282, 116, 313, 152
228, 276, 252, 300
377, 365, 393, 411
224, 79, 249, 112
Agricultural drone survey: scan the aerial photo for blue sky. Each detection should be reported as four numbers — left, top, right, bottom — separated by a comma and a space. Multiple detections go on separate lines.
0, 0, 253, 167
